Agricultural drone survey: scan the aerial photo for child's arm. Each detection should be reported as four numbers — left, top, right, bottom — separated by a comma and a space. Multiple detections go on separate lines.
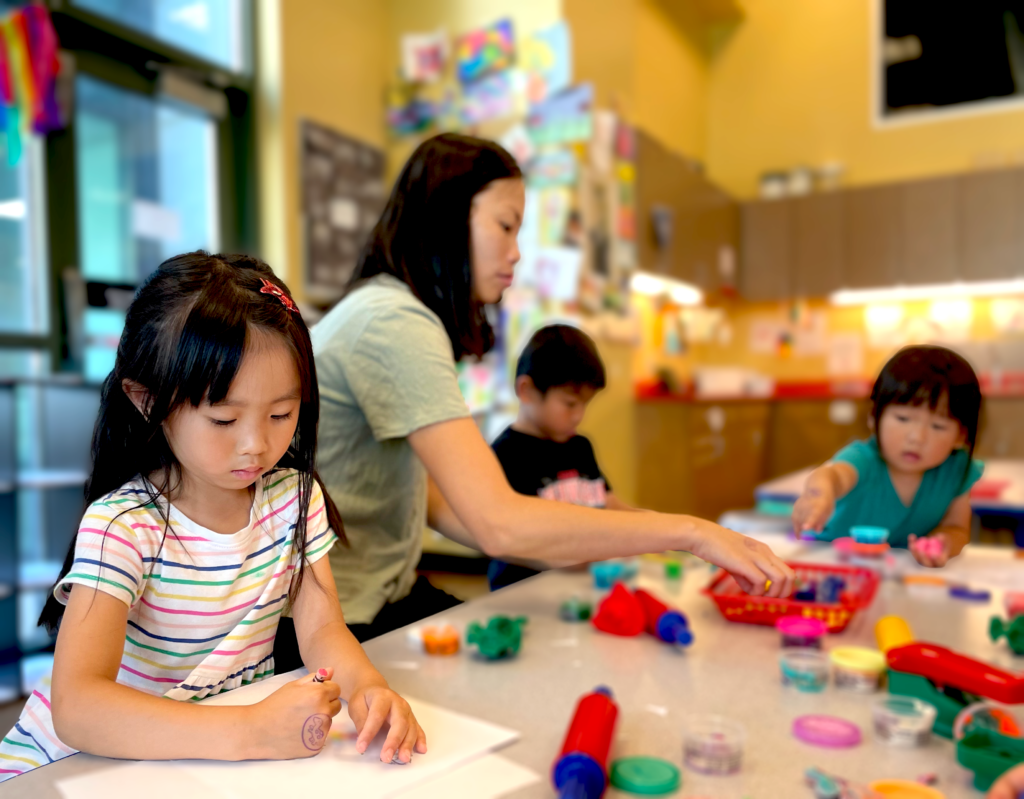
792, 461, 859, 534
291, 554, 426, 765
988, 762, 1024, 799
908, 492, 971, 567
50, 586, 340, 761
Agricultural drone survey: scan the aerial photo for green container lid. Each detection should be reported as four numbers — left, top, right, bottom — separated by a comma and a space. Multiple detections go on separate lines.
609, 756, 681, 795
664, 560, 683, 580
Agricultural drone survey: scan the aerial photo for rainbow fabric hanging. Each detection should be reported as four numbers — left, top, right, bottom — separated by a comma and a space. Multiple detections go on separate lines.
0, 2, 61, 165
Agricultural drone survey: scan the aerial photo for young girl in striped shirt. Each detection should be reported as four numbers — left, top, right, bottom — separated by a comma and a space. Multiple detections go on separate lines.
0, 252, 425, 782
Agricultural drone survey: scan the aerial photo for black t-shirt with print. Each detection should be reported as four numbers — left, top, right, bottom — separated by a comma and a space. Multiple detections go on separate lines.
487, 427, 610, 590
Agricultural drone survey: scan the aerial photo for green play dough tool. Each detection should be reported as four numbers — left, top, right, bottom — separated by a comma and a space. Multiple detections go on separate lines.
609, 756, 681, 795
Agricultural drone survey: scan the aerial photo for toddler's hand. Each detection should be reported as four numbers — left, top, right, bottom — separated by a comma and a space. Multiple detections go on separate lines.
987, 761, 1024, 798
347, 682, 427, 764
792, 486, 834, 536
908, 534, 950, 568
249, 667, 342, 760
689, 519, 795, 598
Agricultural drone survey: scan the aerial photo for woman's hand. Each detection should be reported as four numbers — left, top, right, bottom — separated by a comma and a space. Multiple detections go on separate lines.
347, 682, 427, 764
688, 519, 796, 598
792, 485, 835, 535
988, 762, 1024, 798
908, 533, 951, 568
249, 668, 342, 760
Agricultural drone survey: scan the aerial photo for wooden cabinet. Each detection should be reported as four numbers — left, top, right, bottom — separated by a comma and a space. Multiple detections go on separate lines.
846, 184, 902, 288
793, 193, 845, 296
738, 165, 1024, 299
636, 401, 769, 521
765, 399, 871, 478
740, 200, 792, 301
636, 131, 738, 292
901, 175, 958, 284
959, 168, 1023, 280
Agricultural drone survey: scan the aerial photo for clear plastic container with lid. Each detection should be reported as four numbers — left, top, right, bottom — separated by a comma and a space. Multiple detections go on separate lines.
780, 648, 830, 692
682, 715, 745, 775
873, 696, 937, 746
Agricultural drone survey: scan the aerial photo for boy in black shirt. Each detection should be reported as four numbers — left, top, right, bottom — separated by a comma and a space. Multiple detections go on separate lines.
489, 324, 636, 589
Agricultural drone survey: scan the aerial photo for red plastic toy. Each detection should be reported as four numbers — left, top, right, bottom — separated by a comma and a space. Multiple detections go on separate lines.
887, 643, 1024, 705
552, 687, 620, 799
703, 562, 880, 632
592, 583, 645, 637
635, 588, 693, 646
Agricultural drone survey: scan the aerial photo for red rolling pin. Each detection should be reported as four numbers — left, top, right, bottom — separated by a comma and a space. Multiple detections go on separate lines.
551, 686, 619, 799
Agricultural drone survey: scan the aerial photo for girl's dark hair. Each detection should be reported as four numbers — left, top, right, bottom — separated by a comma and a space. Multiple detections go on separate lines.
39, 251, 345, 633
349, 132, 522, 360
871, 345, 982, 463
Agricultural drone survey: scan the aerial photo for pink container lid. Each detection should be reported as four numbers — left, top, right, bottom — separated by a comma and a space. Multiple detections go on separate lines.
792, 714, 862, 748
775, 616, 828, 638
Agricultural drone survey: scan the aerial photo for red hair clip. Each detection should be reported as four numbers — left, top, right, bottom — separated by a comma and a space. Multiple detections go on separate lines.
259, 278, 298, 313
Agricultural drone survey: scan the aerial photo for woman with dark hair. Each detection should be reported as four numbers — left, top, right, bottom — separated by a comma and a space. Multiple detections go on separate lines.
276, 133, 794, 655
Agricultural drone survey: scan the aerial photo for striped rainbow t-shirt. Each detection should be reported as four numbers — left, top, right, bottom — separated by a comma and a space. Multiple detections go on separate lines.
0, 468, 337, 781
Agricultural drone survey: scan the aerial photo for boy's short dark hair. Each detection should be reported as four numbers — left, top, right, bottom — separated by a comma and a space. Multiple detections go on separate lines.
516, 324, 606, 395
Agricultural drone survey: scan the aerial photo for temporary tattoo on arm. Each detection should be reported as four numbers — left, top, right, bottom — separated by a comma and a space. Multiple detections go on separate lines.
302, 714, 331, 751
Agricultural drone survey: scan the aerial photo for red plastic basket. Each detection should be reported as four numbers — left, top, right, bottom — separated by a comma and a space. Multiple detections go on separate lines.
703, 562, 881, 633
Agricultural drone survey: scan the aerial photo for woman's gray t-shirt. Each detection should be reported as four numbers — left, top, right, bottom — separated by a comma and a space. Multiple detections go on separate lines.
312, 274, 471, 624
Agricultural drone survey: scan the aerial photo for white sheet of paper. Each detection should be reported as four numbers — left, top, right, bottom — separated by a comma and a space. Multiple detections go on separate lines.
56, 671, 519, 799
392, 754, 541, 799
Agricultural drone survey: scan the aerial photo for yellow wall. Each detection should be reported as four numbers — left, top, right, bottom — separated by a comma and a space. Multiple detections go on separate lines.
257, 0, 391, 300
707, 0, 1024, 199
566, 0, 710, 161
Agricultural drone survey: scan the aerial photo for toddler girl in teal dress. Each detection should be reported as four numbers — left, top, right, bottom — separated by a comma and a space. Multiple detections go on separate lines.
793, 345, 983, 568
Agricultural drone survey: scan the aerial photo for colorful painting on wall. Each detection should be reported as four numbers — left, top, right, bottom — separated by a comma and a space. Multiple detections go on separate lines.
454, 18, 515, 84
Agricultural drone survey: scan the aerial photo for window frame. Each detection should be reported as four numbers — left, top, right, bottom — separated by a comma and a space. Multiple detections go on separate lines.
37, 0, 257, 372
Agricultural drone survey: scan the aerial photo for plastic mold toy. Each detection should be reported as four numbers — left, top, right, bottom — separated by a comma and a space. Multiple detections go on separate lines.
991, 615, 1024, 656
466, 615, 527, 660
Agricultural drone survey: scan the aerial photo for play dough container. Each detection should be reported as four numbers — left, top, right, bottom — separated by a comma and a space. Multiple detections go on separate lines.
873, 696, 937, 746
683, 715, 745, 775
830, 646, 887, 692
851, 526, 890, 545
775, 616, 828, 649
780, 649, 830, 692
868, 780, 946, 799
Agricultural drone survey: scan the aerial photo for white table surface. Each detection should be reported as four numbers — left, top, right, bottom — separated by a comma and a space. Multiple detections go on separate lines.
756, 458, 1024, 516
7, 540, 1024, 798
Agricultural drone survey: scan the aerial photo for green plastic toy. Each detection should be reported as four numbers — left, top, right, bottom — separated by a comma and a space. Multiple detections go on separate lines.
990, 615, 1024, 655
466, 615, 528, 660
956, 725, 1024, 790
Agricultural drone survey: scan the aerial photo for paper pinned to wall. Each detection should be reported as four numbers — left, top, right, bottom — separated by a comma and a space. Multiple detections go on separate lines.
828, 332, 864, 377
515, 245, 583, 301
401, 29, 448, 83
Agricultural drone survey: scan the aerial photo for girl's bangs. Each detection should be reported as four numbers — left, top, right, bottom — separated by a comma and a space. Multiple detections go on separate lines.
168, 285, 250, 409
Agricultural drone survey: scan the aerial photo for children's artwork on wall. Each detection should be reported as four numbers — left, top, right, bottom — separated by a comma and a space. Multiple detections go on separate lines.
401, 28, 448, 83
498, 122, 534, 168
527, 83, 593, 145
460, 70, 525, 125
991, 297, 1024, 332
527, 146, 577, 188
301, 121, 386, 302
537, 186, 573, 246
386, 83, 435, 136
522, 21, 571, 105
515, 245, 583, 302
454, 19, 515, 84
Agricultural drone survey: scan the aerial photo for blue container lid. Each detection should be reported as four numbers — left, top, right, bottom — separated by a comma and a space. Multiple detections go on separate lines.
850, 526, 889, 544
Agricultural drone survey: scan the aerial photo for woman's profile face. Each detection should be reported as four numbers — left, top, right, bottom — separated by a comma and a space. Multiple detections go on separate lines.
469, 177, 525, 304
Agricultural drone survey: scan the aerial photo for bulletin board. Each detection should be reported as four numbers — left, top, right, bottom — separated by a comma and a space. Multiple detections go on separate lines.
301, 120, 387, 304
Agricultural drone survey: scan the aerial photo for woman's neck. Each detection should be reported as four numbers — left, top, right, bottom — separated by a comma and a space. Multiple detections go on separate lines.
152, 469, 254, 535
